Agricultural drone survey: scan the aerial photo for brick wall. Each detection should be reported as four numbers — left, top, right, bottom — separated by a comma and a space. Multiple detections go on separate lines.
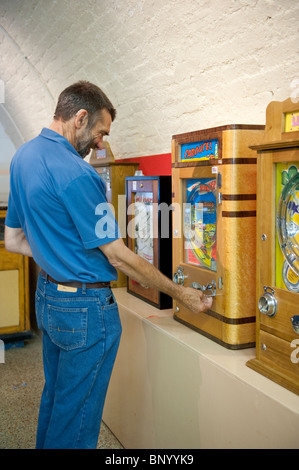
0, 0, 298, 158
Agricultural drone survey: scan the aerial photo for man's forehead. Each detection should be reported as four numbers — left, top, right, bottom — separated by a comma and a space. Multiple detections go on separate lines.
94, 109, 111, 130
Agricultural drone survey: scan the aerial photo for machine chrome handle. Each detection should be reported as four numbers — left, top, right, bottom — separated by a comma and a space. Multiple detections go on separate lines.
173, 266, 188, 286
258, 286, 277, 317
291, 316, 299, 334
191, 280, 216, 297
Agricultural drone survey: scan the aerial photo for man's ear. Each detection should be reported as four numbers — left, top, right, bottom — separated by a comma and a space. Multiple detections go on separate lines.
74, 109, 88, 128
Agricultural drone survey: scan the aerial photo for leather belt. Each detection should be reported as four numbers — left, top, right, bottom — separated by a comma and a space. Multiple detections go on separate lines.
41, 270, 110, 289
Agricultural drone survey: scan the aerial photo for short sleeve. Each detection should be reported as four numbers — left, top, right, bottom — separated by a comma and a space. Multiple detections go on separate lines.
59, 172, 121, 249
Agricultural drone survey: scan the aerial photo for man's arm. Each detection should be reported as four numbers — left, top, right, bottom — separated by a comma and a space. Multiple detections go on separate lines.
99, 238, 213, 314
5, 226, 33, 257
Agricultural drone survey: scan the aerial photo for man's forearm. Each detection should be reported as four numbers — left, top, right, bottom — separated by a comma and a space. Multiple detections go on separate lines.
100, 239, 213, 314
5, 226, 33, 257
112, 243, 184, 298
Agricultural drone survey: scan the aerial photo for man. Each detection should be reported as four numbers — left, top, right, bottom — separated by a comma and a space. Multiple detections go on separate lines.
5, 81, 213, 449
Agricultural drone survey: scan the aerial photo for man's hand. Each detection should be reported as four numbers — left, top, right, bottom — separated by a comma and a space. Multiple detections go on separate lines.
179, 286, 213, 314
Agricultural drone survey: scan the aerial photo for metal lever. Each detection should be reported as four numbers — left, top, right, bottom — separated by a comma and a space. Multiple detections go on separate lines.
191, 280, 216, 297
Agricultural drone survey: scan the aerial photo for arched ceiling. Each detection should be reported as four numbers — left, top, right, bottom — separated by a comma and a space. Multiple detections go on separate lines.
0, 0, 298, 158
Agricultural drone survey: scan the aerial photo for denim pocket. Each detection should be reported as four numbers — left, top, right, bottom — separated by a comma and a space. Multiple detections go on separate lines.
101, 292, 122, 337
104, 292, 117, 307
35, 291, 43, 330
47, 304, 88, 351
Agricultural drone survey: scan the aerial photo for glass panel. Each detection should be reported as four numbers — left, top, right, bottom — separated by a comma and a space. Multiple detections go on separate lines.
183, 178, 217, 271
133, 192, 154, 264
97, 167, 110, 188
276, 163, 299, 291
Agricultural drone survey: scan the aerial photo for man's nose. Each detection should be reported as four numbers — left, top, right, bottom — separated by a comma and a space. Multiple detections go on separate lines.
96, 138, 104, 150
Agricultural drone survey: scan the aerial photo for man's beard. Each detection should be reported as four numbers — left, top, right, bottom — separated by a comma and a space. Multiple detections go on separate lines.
76, 130, 95, 158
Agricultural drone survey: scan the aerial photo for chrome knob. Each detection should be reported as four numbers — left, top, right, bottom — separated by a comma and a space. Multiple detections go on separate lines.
258, 286, 277, 317
173, 266, 187, 285
291, 316, 299, 334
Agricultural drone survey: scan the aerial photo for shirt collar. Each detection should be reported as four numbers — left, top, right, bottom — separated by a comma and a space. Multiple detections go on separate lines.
40, 128, 82, 159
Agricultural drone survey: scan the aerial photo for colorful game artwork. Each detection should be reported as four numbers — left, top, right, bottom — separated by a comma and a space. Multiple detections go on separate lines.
184, 178, 217, 271
276, 163, 299, 292
133, 192, 154, 264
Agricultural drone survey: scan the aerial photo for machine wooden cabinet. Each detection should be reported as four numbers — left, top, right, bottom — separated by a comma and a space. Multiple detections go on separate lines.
89, 145, 139, 287
171, 124, 264, 348
0, 208, 31, 341
247, 98, 299, 395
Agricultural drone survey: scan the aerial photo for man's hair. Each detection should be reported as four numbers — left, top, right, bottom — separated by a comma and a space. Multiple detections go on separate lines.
53, 81, 116, 125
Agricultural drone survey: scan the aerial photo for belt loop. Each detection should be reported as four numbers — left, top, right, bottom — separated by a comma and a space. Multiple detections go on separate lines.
40, 270, 48, 294
40, 270, 48, 283
82, 283, 86, 295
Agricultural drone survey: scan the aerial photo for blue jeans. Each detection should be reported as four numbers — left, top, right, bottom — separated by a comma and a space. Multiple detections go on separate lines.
34, 272, 122, 449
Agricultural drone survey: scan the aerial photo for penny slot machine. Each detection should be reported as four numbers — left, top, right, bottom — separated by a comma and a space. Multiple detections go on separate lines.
247, 98, 299, 394
126, 175, 172, 309
89, 143, 139, 288
0, 206, 30, 341
172, 124, 264, 349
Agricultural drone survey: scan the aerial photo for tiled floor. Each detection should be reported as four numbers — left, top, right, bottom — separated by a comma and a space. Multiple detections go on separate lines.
0, 333, 123, 449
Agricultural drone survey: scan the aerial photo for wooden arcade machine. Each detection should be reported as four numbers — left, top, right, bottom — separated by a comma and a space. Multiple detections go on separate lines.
247, 98, 299, 395
89, 142, 139, 288
126, 175, 172, 309
172, 124, 264, 349
0, 207, 31, 342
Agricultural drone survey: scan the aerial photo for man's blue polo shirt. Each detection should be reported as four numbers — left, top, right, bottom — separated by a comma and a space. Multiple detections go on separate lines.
5, 128, 120, 282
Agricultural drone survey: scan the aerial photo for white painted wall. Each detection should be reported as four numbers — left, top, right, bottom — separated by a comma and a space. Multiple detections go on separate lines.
0, 0, 298, 162
0, 105, 24, 205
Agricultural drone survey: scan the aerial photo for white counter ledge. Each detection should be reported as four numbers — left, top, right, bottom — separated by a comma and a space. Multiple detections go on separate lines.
102, 288, 299, 449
